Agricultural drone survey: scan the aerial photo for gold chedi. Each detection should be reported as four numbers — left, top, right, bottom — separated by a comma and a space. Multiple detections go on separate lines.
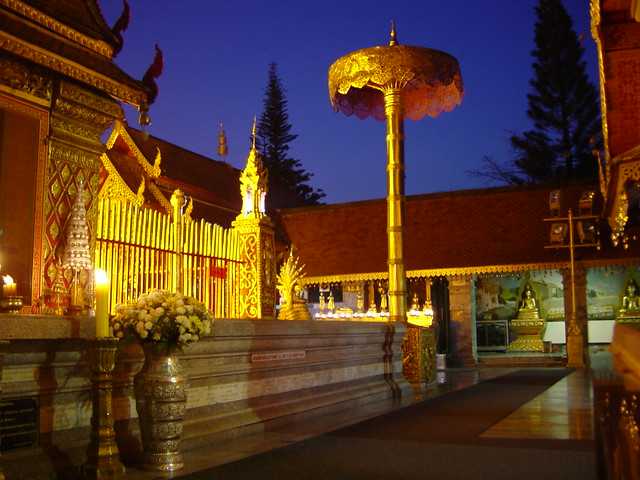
276, 250, 311, 321
508, 283, 546, 352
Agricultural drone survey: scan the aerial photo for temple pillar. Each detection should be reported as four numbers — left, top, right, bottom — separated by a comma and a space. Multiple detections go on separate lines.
232, 120, 276, 319
448, 276, 477, 367
562, 266, 589, 368
233, 217, 276, 319
43, 82, 121, 303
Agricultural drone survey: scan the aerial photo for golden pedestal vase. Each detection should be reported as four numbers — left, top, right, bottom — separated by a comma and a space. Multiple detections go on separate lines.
507, 316, 546, 352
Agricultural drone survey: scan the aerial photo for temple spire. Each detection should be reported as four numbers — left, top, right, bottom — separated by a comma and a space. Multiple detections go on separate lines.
389, 20, 398, 46
251, 115, 257, 150
217, 121, 228, 160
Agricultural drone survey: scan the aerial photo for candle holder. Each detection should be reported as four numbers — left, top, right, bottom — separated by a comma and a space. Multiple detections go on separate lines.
0, 296, 23, 313
83, 337, 125, 479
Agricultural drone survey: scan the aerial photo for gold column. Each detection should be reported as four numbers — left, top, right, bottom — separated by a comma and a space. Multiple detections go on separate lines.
384, 89, 407, 324
170, 190, 185, 294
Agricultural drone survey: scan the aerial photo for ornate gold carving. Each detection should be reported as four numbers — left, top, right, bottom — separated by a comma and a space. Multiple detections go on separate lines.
0, 56, 52, 101
51, 114, 103, 143
99, 153, 144, 206
237, 231, 259, 318
402, 325, 435, 383
54, 99, 113, 130
608, 145, 640, 247
59, 82, 122, 118
276, 249, 311, 320
0, 0, 114, 58
0, 31, 146, 106
106, 121, 161, 178
301, 261, 573, 286
147, 181, 172, 213
328, 42, 463, 121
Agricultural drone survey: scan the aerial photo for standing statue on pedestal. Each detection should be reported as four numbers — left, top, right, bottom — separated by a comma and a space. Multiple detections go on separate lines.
507, 282, 546, 352
276, 249, 311, 321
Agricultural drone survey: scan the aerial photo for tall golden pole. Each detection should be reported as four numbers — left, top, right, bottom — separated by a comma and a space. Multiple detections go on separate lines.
384, 89, 407, 323
328, 23, 463, 324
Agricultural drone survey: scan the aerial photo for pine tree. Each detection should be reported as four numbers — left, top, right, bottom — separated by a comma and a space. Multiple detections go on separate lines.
257, 63, 325, 208
471, 0, 601, 184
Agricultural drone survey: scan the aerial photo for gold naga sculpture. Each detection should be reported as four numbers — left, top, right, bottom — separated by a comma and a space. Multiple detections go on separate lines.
276, 249, 311, 321
508, 283, 546, 352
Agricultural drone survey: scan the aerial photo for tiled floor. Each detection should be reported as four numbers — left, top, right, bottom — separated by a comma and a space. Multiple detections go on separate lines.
123, 368, 518, 479
481, 369, 593, 440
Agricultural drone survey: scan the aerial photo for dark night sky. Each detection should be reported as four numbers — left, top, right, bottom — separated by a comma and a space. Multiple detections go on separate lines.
100, 0, 597, 204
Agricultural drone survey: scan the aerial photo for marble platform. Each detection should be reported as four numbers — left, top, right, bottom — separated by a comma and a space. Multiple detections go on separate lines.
0, 317, 411, 477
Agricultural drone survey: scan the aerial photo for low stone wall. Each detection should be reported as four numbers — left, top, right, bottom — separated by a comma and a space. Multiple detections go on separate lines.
0, 316, 410, 474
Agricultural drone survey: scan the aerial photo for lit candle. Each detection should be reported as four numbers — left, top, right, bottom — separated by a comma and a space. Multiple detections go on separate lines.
94, 269, 110, 338
2, 275, 16, 297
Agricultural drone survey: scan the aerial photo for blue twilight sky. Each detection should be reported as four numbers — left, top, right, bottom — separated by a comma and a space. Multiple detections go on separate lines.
100, 0, 597, 204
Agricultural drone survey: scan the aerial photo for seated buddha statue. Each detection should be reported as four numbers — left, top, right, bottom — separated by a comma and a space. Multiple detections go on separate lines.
516, 284, 540, 320
619, 280, 640, 316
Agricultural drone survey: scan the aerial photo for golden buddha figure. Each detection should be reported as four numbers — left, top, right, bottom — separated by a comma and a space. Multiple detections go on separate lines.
276, 250, 311, 321
319, 292, 326, 313
410, 293, 420, 311
619, 280, 640, 318
327, 291, 335, 313
508, 282, 545, 352
379, 286, 388, 312
516, 284, 540, 320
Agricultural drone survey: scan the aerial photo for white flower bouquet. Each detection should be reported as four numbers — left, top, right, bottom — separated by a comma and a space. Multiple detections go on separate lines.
111, 290, 212, 351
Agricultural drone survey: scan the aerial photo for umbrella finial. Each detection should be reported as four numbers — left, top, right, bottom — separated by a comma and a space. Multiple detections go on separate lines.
389, 20, 398, 46
251, 116, 257, 149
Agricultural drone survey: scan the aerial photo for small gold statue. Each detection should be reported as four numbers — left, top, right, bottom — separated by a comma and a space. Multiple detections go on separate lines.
319, 292, 326, 313
356, 291, 364, 313
619, 279, 640, 316
327, 291, 335, 312
508, 282, 545, 352
410, 293, 420, 311
276, 249, 311, 321
379, 286, 388, 312
516, 284, 539, 320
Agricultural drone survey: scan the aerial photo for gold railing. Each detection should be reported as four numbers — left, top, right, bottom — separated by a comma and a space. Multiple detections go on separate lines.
95, 194, 242, 317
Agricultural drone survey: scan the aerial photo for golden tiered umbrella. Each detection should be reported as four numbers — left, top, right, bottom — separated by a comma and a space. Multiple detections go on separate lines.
328, 24, 463, 323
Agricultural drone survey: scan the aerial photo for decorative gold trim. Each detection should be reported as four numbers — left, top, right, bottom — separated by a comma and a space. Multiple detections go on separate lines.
99, 152, 144, 206
0, 0, 114, 57
147, 181, 172, 213
0, 56, 52, 105
0, 31, 146, 106
106, 120, 161, 177
300, 261, 573, 286
608, 144, 640, 246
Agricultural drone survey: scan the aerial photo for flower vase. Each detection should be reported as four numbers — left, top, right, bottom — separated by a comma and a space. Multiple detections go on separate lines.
134, 344, 187, 471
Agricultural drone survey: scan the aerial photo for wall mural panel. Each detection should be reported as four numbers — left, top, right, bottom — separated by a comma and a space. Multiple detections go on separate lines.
586, 266, 637, 320
476, 271, 565, 322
